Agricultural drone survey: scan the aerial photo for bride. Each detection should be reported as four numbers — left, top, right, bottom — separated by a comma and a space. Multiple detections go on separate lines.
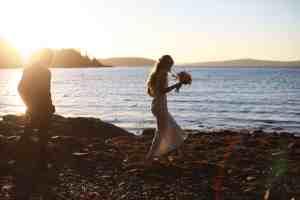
146, 55, 188, 161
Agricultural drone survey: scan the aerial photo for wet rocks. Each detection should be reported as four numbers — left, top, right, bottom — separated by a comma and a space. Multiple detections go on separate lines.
0, 114, 133, 139
0, 114, 299, 199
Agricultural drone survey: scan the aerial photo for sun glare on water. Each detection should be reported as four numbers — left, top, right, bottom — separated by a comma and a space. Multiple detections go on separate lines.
4, 70, 26, 114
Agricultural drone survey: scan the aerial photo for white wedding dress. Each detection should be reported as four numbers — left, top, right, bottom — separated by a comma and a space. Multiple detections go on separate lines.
148, 79, 187, 158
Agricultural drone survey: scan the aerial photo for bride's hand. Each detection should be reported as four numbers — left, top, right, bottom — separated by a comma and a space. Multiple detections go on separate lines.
175, 82, 183, 92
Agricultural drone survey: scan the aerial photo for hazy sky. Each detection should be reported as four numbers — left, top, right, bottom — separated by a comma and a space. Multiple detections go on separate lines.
0, 0, 299, 62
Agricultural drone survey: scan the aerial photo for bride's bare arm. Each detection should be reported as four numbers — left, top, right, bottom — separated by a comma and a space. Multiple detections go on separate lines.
163, 82, 182, 94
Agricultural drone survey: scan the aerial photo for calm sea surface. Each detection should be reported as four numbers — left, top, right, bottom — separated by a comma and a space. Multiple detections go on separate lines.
1, 67, 300, 134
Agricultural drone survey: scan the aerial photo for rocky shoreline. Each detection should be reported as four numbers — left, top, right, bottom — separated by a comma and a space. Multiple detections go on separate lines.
0, 114, 299, 199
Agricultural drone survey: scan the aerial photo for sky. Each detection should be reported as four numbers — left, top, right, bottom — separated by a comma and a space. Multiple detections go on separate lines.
0, 0, 299, 63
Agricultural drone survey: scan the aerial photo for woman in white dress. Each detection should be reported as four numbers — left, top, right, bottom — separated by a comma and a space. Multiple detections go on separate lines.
146, 55, 187, 161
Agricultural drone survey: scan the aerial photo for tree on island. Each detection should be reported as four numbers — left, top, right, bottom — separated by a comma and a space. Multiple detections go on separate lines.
34, 48, 105, 68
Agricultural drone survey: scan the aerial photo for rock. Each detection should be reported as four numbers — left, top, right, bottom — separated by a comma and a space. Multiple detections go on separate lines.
1, 184, 13, 192
72, 152, 89, 157
68, 116, 132, 139
0, 114, 299, 199
246, 176, 256, 181
0, 134, 5, 142
1, 114, 133, 140
142, 128, 156, 137
288, 142, 295, 149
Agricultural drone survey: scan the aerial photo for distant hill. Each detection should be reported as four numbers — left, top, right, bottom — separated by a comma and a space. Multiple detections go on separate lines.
186, 59, 300, 68
99, 57, 155, 67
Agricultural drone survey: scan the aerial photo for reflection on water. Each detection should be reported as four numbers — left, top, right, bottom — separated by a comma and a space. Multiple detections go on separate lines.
0, 69, 25, 114
0, 67, 300, 134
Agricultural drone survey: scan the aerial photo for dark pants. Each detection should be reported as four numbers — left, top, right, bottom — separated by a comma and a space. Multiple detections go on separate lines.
25, 110, 53, 168
16, 111, 52, 199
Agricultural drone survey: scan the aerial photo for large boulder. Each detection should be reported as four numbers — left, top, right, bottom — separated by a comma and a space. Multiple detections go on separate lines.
0, 114, 133, 140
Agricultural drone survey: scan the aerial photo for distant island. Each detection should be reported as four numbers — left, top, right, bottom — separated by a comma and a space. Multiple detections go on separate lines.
98, 57, 155, 67
98, 58, 300, 68
49, 49, 108, 68
185, 58, 300, 68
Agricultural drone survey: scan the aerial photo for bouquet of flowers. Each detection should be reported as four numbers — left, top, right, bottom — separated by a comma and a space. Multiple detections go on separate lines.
172, 70, 192, 85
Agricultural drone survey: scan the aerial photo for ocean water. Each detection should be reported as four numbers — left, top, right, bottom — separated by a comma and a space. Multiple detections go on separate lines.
0, 67, 300, 134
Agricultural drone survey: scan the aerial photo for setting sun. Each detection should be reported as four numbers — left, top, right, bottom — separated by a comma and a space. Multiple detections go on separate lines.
0, 0, 63, 61
0, 0, 115, 62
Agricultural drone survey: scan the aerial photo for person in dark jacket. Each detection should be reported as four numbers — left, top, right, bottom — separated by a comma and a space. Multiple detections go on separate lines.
16, 49, 55, 199
18, 49, 55, 135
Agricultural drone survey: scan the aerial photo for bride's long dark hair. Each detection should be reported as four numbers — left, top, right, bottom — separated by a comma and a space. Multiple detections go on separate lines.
146, 55, 174, 97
